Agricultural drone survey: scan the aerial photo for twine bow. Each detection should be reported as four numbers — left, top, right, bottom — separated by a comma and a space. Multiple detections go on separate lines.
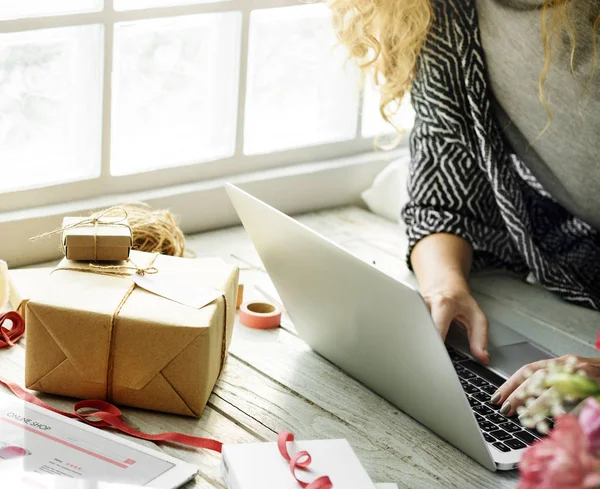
30, 206, 131, 261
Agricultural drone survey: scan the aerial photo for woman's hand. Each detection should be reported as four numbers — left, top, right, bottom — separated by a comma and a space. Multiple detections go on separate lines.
411, 233, 491, 365
492, 355, 600, 416
421, 279, 491, 365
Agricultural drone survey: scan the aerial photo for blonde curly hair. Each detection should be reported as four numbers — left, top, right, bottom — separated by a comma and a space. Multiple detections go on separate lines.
325, 0, 599, 131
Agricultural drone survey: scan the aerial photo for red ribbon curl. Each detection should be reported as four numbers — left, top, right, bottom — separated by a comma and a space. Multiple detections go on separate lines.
0, 311, 25, 348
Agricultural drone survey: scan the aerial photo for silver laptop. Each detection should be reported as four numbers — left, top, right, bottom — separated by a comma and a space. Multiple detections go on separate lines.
226, 183, 555, 471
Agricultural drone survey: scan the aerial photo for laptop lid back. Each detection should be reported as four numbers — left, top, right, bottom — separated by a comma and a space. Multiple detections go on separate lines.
226, 183, 496, 471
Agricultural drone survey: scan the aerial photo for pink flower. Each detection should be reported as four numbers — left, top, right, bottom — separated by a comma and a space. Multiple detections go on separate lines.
518, 415, 600, 489
580, 398, 600, 455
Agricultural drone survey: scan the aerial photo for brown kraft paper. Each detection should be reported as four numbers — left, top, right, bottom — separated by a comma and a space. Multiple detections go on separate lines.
62, 216, 132, 261
24, 251, 239, 417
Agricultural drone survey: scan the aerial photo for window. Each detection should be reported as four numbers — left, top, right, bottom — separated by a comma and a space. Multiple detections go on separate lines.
0, 0, 414, 214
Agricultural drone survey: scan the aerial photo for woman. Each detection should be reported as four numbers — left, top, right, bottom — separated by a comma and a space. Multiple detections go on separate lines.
327, 0, 600, 417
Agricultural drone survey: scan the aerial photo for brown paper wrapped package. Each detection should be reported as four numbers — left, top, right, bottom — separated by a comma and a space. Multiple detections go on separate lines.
62, 216, 132, 261
24, 251, 239, 417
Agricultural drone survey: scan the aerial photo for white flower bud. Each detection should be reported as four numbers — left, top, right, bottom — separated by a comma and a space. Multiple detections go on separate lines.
536, 421, 550, 434
564, 356, 577, 374
521, 417, 535, 428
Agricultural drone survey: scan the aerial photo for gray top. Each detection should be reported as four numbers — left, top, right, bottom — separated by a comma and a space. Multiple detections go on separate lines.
476, 0, 600, 230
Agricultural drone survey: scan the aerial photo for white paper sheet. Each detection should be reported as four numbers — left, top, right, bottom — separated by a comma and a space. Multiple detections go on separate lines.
3, 472, 146, 489
0, 392, 180, 486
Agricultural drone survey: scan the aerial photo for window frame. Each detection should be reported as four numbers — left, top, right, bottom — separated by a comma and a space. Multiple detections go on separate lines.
0, 0, 395, 214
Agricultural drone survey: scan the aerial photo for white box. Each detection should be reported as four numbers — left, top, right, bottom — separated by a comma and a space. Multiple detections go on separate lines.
222, 438, 377, 489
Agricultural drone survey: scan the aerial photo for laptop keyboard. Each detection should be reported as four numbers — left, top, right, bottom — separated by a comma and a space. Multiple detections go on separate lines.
447, 346, 546, 453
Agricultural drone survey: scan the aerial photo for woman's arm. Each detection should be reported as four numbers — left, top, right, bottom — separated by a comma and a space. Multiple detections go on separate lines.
401, 4, 523, 364
411, 233, 490, 364
411, 233, 472, 293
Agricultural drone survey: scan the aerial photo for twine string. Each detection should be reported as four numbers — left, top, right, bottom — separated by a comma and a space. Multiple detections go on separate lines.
92, 203, 186, 257
30, 206, 130, 241
30, 203, 186, 259
89, 260, 159, 276
30, 206, 131, 258
52, 257, 159, 284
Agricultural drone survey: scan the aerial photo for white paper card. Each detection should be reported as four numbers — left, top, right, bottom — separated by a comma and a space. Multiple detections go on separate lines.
133, 271, 223, 309
4, 472, 147, 489
375, 485, 399, 489
222, 439, 377, 489
0, 391, 197, 487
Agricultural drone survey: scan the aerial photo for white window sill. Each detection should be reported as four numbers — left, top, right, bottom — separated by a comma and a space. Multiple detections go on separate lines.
0, 149, 407, 267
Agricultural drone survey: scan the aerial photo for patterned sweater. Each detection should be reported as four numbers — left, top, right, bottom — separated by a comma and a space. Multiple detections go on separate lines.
401, 0, 600, 309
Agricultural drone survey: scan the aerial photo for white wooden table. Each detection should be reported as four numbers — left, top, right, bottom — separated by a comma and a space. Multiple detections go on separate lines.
2, 206, 599, 489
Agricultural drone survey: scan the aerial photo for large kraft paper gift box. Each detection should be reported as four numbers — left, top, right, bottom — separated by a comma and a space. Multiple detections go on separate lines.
24, 251, 239, 417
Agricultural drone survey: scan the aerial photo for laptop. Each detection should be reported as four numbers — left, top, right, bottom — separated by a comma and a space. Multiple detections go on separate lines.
225, 183, 555, 471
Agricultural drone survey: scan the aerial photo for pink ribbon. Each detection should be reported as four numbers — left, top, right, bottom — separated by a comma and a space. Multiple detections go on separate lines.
0, 377, 334, 488
0, 311, 25, 348
278, 431, 333, 489
0, 376, 222, 452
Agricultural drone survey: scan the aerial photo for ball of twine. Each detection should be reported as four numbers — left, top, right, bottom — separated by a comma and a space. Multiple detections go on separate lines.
93, 202, 186, 257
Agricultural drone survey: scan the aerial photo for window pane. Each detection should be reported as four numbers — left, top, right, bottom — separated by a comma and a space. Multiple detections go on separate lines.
111, 13, 241, 176
115, 0, 227, 10
361, 76, 415, 138
0, 0, 103, 20
0, 26, 103, 193
244, 4, 361, 155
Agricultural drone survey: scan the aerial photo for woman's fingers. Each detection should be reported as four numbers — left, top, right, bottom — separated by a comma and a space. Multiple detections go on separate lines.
493, 355, 600, 416
425, 293, 491, 364
492, 359, 549, 409
500, 369, 547, 416
462, 304, 490, 365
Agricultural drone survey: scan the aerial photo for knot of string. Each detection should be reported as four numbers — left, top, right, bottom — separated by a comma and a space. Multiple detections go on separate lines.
30, 206, 130, 242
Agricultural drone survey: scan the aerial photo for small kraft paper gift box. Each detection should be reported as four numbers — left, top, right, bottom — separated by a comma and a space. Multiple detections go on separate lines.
24, 250, 239, 417
62, 215, 133, 262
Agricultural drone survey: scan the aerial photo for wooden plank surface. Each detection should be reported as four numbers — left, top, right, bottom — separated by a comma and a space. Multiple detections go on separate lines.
3, 205, 598, 489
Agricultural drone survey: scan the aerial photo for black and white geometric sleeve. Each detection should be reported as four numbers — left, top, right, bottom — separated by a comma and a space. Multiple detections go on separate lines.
401, 10, 522, 272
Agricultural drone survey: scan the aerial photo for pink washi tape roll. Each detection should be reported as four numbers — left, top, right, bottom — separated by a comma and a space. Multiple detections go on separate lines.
239, 302, 281, 330
0, 446, 28, 460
